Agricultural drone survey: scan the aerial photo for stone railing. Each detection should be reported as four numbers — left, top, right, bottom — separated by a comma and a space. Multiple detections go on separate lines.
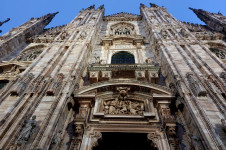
87, 64, 160, 84
87, 64, 160, 71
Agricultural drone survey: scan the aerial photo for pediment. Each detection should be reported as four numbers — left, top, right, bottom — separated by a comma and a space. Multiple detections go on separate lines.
103, 12, 142, 21
75, 80, 173, 98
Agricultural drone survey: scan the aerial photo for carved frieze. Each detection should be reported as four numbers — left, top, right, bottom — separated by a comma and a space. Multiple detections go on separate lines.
103, 98, 144, 115
103, 13, 142, 21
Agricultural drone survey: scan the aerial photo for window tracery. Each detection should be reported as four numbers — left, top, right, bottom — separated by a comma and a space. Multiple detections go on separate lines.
110, 22, 135, 36
18, 50, 42, 61
114, 27, 131, 35
16, 45, 45, 61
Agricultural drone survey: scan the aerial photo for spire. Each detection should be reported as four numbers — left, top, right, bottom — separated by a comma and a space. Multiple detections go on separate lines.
40, 12, 59, 26
85, 5, 95, 10
97, 4, 104, 10
150, 3, 159, 8
189, 7, 226, 33
140, 3, 148, 9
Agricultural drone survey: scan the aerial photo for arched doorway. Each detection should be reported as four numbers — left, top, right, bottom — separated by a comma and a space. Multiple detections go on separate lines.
111, 51, 135, 64
93, 132, 158, 150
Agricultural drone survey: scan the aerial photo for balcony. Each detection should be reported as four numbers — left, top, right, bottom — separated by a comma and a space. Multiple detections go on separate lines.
87, 64, 160, 84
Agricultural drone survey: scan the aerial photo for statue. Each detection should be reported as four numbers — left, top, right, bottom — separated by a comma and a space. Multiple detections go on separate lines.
79, 31, 87, 40
117, 87, 130, 100
189, 135, 201, 150
221, 119, 226, 133
186, 73, 206, 96
146, 58, 152, 64
94, 56, 102, 64
161, 29, 168, 39
49, 130, 62, 150
17, 116, 37, 145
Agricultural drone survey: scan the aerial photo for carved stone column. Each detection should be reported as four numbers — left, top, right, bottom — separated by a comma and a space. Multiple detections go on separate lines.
80, 131, 102, 150
68, 124, 84, 150
147, 131, 171, 150
157, 101, 180, 150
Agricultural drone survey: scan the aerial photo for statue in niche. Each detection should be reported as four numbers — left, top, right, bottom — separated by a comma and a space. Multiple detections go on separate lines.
75, 124, 83, 137
17, 116, 37, 145
69, 124, 84, 150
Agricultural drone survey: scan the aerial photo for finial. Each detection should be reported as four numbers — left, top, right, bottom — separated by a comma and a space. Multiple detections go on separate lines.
150, 3, 159, 8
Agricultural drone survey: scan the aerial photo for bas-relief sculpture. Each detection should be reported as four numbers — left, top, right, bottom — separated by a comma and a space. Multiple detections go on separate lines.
0, 3, 225, 150
103, 98, 144, 115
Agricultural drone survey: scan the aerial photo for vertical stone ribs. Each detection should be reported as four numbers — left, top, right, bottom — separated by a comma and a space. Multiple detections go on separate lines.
159, 105, 180, 150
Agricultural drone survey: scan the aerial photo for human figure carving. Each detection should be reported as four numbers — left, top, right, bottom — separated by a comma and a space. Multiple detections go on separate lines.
17, 116, 37, 145
190, 135, 201, 150
94, 56, 102, 64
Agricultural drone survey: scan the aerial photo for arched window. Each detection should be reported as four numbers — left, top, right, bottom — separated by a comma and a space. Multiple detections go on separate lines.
111, 52, 135, 64
0, 80, 9, 89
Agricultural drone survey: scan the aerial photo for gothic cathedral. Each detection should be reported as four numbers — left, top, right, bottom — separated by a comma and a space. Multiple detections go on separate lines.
0, 3, 225, 150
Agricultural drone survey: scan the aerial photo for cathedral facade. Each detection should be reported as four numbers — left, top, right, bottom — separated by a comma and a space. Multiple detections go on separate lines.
0, 3, 225, 150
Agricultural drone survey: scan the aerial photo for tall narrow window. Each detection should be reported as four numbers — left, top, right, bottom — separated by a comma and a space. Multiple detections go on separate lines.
111, 52, 135, 64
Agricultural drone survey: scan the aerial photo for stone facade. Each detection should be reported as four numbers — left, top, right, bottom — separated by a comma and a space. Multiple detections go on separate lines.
0, 3, 225, 150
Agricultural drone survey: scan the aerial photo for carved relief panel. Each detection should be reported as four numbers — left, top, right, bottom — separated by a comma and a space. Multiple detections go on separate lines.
93, 86, 156, 119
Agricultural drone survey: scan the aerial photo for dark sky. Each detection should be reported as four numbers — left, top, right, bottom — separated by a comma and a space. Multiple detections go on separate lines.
1, 0, 226, 35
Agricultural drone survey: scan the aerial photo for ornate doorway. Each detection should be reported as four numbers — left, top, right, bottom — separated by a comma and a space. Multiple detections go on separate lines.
93, 132, 158, 150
